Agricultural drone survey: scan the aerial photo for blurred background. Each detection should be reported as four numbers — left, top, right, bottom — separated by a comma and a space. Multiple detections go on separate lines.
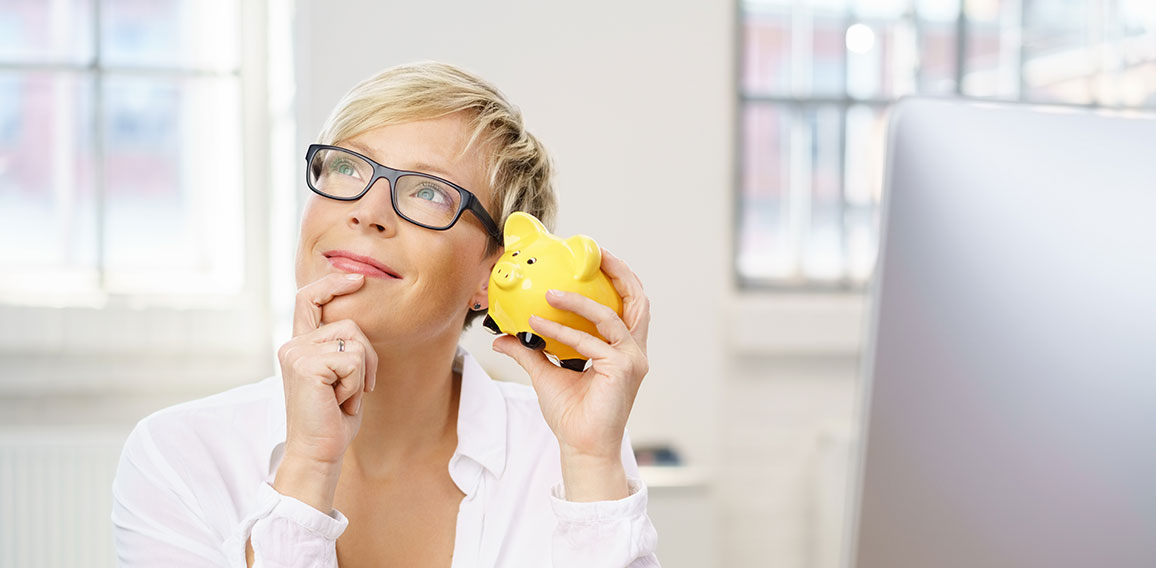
0, 0, 1153, 566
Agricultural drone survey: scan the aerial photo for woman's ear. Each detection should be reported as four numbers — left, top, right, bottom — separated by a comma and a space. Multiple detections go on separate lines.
471, 260, 495, 310
470, 282, 489, 310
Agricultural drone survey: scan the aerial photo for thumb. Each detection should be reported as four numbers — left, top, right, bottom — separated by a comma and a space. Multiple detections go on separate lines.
493, 335, 553, 379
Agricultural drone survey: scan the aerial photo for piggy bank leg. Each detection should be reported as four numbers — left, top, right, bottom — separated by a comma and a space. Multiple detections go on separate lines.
518, 332, 546, 350
482, 314, 501, 335
560, 358, 588, 372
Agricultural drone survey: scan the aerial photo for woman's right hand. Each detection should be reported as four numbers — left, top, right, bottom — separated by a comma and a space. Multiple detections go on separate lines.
272, 272, 379, 512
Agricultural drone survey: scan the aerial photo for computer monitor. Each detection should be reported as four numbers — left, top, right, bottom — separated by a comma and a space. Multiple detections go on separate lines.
847, 98, 1156, 568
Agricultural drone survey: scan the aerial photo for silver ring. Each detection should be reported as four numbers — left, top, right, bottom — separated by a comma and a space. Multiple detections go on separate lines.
337, 338, 345, 352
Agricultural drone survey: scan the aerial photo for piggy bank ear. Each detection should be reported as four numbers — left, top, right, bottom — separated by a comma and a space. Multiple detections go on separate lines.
564, 235, 602, 280
503, 211, 549, 249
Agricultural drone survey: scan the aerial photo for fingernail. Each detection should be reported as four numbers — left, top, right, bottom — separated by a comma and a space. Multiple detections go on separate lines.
346, 273, 364, 280
546, 289, 561, 299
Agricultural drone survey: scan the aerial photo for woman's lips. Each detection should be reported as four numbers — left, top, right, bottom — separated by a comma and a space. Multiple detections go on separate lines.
327, 256, 400, 279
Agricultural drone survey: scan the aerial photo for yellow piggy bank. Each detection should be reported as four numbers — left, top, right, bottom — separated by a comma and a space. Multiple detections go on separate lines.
483, 212, 623, 371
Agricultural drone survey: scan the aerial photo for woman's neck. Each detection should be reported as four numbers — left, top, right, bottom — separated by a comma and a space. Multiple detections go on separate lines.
344, 336, 463, 479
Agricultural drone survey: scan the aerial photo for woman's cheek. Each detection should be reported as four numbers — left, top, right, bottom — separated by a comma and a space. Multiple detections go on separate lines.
319, 291, 377, 325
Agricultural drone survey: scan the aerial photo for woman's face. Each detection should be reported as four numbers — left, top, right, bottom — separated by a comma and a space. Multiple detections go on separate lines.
294, 112, 499, 346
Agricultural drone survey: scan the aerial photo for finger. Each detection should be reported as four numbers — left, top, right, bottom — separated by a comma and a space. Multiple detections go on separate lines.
332, 320, 378, 393
341, 389, 363, 417
528, 315, 616, 361
292, 273, 366, 337
600, 248, 645, 299
303, 350, 364, 415
599, 248, 651, 350
544, 289, 631, 346
306, 319, 379, 393
334, 368, 363, 414
492, 335, 555, 379
624, 294, 651, 355
303, 351, 361, 387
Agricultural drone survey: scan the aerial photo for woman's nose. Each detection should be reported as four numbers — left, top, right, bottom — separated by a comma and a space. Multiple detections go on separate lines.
346, 178, 400, 235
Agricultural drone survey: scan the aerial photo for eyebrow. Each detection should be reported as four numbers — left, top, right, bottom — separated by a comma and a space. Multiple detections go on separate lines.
343, 140, 467, 188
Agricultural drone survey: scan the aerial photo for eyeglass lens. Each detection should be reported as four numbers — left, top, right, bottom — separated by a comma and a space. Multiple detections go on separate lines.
308, 147, 464, 229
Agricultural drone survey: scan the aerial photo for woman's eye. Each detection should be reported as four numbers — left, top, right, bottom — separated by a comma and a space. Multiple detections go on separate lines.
414, 185, 450, 205
330, 159, 360, 179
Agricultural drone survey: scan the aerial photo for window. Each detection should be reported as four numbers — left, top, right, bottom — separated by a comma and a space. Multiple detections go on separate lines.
0, 0, 244, 303
738, 0, 1156, 290
0, 0, 278, 393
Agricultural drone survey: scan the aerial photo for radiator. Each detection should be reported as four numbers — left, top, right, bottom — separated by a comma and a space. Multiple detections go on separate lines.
0, 428, 128, 568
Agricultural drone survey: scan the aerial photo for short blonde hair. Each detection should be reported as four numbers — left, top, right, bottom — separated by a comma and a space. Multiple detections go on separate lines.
317, 61, 558, 330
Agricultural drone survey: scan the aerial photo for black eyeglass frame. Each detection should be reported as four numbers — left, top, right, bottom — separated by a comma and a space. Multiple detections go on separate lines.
305, 143, 503, 244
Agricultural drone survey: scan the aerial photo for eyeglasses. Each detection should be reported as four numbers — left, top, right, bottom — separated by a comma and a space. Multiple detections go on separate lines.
305, 144, 502, 244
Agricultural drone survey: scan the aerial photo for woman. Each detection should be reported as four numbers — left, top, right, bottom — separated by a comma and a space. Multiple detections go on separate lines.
112, 61, 659, 567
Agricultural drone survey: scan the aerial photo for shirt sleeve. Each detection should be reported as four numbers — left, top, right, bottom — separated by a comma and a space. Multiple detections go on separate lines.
547, 431, 662, 567
112, 418, 349, 568
224, 482, 348, 568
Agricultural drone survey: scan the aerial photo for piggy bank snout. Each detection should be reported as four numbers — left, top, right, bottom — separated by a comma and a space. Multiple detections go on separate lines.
492, 261, 523, 289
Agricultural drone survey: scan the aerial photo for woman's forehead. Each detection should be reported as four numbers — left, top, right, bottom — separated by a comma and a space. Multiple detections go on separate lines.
344, 115, 489, 194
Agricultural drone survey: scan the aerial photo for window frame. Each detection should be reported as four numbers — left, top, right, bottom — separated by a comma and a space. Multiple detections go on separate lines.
0, 0, 276, 395
735, 0, 1156, 293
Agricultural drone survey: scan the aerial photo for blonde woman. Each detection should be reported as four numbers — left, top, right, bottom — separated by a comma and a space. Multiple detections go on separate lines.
111, 61, 659, 567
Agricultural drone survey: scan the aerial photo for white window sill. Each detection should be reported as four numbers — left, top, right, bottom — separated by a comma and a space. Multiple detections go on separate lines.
0, 303, 269, 352
0, 303, 273, 396
0, 350, 273, 397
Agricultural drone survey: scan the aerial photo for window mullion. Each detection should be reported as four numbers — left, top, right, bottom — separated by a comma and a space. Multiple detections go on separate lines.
93, 0, 106, 295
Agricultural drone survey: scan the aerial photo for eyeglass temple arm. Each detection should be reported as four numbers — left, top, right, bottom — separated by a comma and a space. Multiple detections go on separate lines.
465, 194, 503, 244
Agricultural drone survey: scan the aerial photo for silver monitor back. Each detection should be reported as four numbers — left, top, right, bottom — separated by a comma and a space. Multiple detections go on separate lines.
848, 98, 1156, 568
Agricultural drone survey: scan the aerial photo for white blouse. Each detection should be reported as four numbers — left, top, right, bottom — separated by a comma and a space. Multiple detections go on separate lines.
112, 344, 660, 567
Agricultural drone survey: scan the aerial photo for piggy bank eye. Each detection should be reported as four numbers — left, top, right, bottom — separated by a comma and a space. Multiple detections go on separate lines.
511, 251, 519, 257
527, 258, 537, 265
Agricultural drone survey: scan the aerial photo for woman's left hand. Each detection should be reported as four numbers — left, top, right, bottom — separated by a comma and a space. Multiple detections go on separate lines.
493, 248, 650, 500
